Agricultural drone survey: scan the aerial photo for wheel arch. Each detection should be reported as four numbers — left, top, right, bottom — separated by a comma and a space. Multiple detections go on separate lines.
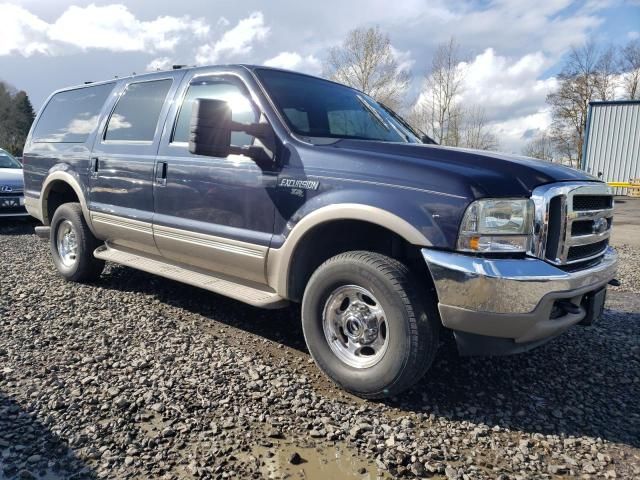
40, 171, 93, 230
267, 204, 434, 300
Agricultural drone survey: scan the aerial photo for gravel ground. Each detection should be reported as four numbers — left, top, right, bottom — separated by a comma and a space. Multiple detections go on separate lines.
609, 244, 640, 294
1, 219, 639, 480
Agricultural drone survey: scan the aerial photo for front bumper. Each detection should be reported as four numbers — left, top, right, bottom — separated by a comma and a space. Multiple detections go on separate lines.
0, 194, 28, 217
422, 247, 618, 355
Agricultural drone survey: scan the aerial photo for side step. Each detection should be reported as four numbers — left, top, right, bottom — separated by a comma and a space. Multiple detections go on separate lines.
34, 226, 51, 241
94, 244, 288, 309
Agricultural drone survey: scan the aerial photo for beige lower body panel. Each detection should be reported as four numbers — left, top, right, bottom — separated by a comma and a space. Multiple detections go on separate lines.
94, 244, 287, 309
90, 211, 269, 286
153, 224, 267, 284
90, 212, 160, 256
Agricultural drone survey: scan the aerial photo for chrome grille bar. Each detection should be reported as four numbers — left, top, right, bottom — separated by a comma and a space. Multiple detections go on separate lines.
529, 182, 613, 266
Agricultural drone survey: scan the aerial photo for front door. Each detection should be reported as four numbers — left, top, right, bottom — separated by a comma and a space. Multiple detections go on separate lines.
89, 73, 184, 255
153, 73, 278, 284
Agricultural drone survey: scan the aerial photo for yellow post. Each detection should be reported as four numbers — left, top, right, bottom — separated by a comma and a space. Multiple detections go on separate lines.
608, 180, 640, 197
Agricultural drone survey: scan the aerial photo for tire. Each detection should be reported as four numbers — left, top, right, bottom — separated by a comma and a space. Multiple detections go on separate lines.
50, 202, 105, 282
301, 251, 439, 399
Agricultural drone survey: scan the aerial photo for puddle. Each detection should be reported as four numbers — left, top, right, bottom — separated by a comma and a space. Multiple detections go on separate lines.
249, 442, 388, 479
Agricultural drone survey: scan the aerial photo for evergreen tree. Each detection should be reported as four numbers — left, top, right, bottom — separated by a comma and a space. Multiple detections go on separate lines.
0, 81, 36, 156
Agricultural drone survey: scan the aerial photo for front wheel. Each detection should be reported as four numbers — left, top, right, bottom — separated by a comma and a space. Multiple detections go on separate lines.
50, 203, 105, 282
301, 251, 439, 399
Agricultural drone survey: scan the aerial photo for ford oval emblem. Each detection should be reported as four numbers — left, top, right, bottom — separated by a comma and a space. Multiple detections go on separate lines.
0, 185, 13, 193
592, 217, 608, 235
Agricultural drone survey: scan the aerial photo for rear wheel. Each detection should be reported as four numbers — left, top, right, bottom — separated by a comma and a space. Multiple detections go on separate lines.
50, 203, 104, 282
301, 251, 439, 399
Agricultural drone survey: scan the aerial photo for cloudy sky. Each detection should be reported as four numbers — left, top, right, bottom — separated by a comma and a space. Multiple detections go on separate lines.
0, 0, 639, 153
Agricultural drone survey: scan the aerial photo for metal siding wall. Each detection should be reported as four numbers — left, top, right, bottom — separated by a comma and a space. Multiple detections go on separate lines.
583, 102, 640, 196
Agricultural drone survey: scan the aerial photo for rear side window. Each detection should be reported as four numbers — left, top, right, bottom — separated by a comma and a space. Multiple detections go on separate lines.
172, 79, 257, 146
105, 79, 172, 142
32, 83, 114, 143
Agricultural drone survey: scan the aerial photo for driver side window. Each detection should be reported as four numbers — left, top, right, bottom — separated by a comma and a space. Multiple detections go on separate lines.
172, 79, 257, 146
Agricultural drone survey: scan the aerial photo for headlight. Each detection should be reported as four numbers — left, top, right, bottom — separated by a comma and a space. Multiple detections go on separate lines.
457, 199, 533, 253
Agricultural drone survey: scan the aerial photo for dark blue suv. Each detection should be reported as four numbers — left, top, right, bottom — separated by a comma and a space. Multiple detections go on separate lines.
22, 65, 617, 398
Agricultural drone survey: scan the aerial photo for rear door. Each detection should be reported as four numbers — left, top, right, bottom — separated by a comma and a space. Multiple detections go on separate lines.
152, 72, 279, 284
89, 73, 184, 255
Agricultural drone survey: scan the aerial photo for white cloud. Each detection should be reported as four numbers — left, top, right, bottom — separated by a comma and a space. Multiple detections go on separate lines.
389, 46, 415, 73
146, 57, 174, 72
491, 110, 554, 154
0, 3, 209, 56
458, 49, 557, 119
106, 113, 132, 131
66, 114, 101, 135
415, 48, 559, 153
628, 31, 640, 40
0, 3, 50, 56
195, 12, 269, 65
48, 4, 208, 52
458, 49, 558, 153
217, 17, 231, 28
263, 51, 322, 74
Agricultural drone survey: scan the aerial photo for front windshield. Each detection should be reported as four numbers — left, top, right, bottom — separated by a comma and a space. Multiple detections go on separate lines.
255, 68, 421, 144
0, 152, 21, 169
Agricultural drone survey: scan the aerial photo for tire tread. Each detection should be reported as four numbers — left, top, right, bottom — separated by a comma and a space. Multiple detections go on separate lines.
50, 203, 104, 282
304, 250, 439, 399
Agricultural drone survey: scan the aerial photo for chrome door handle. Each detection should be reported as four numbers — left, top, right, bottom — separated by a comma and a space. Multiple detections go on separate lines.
155, 161, 168, 186
90, 157, 99, 177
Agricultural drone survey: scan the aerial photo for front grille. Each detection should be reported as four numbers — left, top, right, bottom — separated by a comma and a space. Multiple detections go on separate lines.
571, 218, 612, 236
544, 196, 563, 262
567, 240, 609, 261
530, 183, 613, 266
0, 191, 23, 197
572, 195, 613, 211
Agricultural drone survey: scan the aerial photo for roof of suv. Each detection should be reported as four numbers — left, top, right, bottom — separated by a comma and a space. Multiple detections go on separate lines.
53, 64, 356, 97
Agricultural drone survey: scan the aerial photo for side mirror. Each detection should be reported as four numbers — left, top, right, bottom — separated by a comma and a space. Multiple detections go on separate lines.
188, 98, 232, 157
188, 98, 276, 168
421, 134, 436, 145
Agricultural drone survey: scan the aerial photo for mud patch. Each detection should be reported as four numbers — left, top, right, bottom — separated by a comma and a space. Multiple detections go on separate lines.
248, 441, 388, 479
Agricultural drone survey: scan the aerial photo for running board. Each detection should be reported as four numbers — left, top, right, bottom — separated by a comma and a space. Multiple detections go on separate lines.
94, 244, 288, 309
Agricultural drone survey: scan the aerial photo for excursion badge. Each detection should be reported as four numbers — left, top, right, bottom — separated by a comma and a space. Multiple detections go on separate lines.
278, 177, 320, 191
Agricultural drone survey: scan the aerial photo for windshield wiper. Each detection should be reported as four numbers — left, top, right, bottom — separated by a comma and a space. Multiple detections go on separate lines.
356, 95, 390, 132
379, 103, 437, 144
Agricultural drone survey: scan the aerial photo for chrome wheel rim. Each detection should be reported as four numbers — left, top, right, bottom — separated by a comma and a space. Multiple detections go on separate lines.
322, 285, 389, 369
56, 220, 78, 267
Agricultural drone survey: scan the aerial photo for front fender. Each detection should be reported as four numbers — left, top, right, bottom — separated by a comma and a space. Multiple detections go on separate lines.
267, 187, 468, 296
274, 186, 464, 248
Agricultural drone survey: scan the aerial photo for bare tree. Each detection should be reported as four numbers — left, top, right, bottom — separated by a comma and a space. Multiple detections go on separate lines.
323, 26, 411, 110
461, 106, 499, 151
551, 124, 579, 167
546, 42, 614, 166
407, 39, 500, 150
595, 46, 619, 100
412, 37, 466, 144
522, 130, 555, 162
620, 39, 640, 99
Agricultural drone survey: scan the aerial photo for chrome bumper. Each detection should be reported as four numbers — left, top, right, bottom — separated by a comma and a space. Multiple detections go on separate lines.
0, 211, 29, 217
422, 247, 618, 350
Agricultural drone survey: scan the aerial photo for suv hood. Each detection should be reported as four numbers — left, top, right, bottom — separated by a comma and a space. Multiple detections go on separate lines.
0, 168, 24, 190
330, 140, 598, 198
